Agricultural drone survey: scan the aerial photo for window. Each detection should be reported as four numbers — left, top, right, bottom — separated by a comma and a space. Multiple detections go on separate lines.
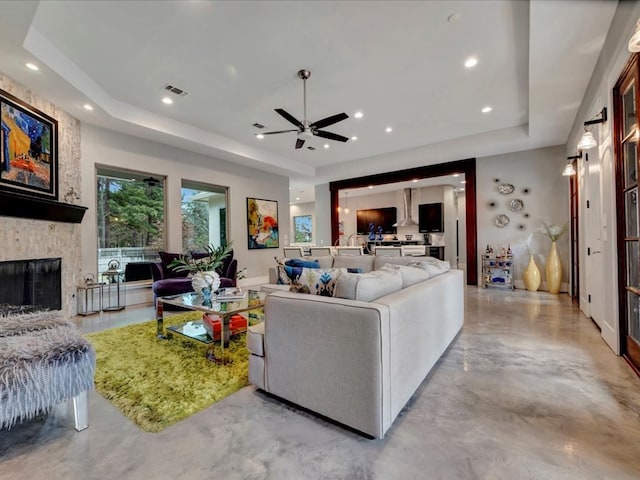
96, 167, 165, 278
181, 180, 228, 252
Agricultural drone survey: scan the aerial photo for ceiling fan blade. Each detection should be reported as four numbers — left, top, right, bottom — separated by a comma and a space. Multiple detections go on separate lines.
313, 130, 349, 142
275, 108, 304, 128
257, 129, 299, 136
309, 112, 349, 129
295, 138, 305, 149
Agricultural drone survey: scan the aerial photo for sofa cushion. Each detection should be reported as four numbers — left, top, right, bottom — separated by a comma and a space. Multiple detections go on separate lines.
158, 252, 190, 279
407, 257, 451, 277
289, 268, 344, 296
379, 263, 431, 288
332, 255, 375, 272
373, 255, 427, 271
334, 269, 403, 302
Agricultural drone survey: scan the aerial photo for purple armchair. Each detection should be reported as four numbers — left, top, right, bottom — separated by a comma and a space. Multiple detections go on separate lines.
151, 251, 238, 306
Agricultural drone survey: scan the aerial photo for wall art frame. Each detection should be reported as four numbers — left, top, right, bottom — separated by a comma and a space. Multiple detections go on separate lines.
247, 197, 279, 249
0, 88, 58, 200
293, 214, 313, 243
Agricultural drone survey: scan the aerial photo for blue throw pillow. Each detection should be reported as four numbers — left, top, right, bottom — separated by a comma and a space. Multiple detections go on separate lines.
285, 258, 320, 269
283, 265, 305, 283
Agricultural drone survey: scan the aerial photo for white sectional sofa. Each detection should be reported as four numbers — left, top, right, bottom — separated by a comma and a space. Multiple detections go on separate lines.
249, 255, 464, 438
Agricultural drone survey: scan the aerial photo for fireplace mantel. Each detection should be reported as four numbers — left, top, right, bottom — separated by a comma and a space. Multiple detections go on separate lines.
0, 191, 87, 223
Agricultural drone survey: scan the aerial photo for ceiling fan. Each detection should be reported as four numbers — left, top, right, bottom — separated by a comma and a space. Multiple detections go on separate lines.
257, 69, 349, 149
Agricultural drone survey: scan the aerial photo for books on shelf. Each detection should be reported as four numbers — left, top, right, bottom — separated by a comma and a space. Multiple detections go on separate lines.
216, 287, 247, 301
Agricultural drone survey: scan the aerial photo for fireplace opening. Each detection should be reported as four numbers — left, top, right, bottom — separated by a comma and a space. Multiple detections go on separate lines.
0, 258, 61, 314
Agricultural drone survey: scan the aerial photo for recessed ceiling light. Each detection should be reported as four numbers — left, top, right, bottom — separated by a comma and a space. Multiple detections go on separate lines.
162, 97, 174, 105
83, 104, 94, 111
324, 144, 330, 149
453, 173, 460, 177
256, 134, 264, 139
447, 13, 461, 23
288, 186, 292, 190
25, 62, 39, 71
351, 136, 358, 141
412, 179, 418, 183
295, 197, 300, 201
385, 127, 393, 133
481, 106, 492, 113
461, 180, 467, 184
354, 111, 364, 119
464, 57, 478, 68
368, 185, 374, 189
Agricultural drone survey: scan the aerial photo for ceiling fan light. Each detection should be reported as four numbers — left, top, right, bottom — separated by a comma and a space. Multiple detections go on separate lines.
629, 19, 640, 52
577, 131, 597, 150
562, 162, 577, 176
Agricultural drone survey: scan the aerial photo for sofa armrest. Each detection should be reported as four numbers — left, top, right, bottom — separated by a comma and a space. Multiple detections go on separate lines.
150, 262, 164, 282
263, 292, 391, 438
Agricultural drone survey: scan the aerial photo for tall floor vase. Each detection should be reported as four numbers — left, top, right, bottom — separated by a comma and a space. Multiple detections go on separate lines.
523, 254, 541, 291
545, 241, 562, 294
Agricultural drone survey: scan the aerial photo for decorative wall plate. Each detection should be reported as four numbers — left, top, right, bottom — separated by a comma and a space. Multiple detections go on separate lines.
494, 214, 510, 228
498, 183, 514, 195
509, 199, 524, 211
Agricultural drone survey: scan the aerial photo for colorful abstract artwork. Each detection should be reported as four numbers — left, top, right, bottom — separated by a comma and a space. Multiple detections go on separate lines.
247, 197, 279, 249
0, 89, 58, 199
293, 215, 312, 243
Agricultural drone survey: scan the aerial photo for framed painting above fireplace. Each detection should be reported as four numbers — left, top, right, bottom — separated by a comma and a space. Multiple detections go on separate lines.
0, 88, 58, 200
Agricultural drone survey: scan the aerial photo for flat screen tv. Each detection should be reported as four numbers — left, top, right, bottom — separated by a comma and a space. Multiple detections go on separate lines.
418, 202, 444, 233
356, 207, 397, 235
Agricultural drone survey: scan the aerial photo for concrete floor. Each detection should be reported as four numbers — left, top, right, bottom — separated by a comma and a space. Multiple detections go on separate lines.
2, 287, 640, 480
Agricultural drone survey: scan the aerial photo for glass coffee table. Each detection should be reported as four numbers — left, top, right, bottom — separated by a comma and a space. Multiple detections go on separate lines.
156, 289, 266, 364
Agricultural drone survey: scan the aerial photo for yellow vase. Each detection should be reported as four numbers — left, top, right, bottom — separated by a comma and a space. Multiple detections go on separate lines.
523, 254, 541, 291
545, 241, 562, 294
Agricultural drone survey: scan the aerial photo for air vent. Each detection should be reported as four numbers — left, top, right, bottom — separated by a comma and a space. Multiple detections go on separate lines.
253, 123, 265, 129
307, 146, 316, 150
163, 84, 189, 97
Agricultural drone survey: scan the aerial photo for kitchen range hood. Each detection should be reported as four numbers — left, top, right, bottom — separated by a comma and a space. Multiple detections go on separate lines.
393, 188, 418, 227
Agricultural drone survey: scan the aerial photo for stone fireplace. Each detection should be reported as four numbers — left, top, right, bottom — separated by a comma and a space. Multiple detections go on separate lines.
0, 73, 82, 316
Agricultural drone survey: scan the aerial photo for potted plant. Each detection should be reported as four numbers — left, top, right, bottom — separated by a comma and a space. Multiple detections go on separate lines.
168, 241, 233, 295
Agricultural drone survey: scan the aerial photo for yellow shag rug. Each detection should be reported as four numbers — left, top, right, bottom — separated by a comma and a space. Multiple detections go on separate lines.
85, 312, 250, 432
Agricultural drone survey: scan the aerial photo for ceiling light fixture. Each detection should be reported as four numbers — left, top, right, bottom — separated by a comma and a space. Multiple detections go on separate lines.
162, 97, 173, 105
481, 106, 492, 113
83, 104, 93, 111
368, 185, 374, 189
629, 19, 640, 52
464, 57, 478, 68
324, 144, 330, 149
453, 173, 459, 177
295, 197, 300, 201
563, 152, 582, 176
351, 136, 358, 141
385, 127, 393, 133
256, 134, 264, 139
25, 63, 39, 71
577, 107, 607, 150
354, 111, 363, 119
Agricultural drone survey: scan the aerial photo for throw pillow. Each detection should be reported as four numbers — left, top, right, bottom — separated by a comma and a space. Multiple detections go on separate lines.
408, 258, 450, 277
285, 258, 320, 269
289, 267, 344, 296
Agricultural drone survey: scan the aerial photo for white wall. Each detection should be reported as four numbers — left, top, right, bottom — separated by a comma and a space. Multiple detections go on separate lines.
80, 125, 289, 294
476, 146, 568, 290
314, 183, 331, 247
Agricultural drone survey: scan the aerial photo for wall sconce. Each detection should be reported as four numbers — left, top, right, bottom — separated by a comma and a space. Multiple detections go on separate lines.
629, 19, 640, 52
577, 107, 607, 150
563, 152, 581, 176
